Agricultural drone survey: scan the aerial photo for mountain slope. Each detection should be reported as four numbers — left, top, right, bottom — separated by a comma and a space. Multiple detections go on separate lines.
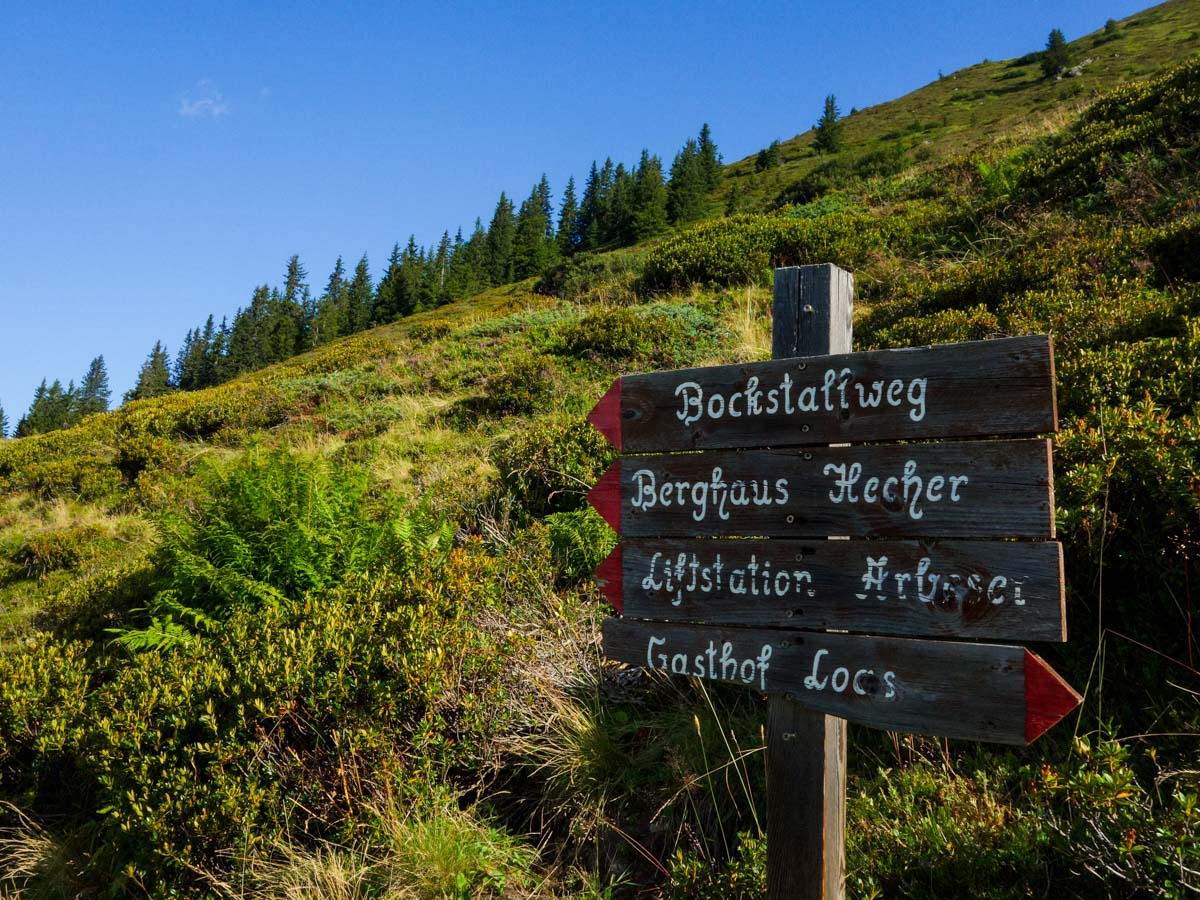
0, 14, 1199, 897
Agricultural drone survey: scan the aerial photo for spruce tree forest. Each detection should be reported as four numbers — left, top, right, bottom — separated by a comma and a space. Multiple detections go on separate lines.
4, 127, 721, 437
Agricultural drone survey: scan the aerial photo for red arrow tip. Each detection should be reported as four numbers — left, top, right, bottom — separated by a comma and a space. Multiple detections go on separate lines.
587, 379, 623, 450
1024, 649, 1082, 743
588, 463, 621, 532
595, 545, 623, 614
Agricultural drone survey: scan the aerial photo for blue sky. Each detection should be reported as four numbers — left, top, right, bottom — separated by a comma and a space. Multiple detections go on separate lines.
0, 1, 1147, 424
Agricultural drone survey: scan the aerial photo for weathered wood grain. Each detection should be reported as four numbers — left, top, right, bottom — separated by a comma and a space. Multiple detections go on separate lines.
589, 438, 1055, 539
601, 617, 1081, 745
602, 538, 1066, 641
587, 334, 1057, 453
768, 702, 846, 900
771, 263, 850, 900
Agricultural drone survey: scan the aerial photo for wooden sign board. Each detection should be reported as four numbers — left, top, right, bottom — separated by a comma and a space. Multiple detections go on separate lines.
599, 538, 1066, 642
588, 335, 1057, 453
602, 618, 1081, 745
589, 438, 1054, 539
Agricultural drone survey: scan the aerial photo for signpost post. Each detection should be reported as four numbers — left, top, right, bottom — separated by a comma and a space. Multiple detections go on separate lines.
585, 263, 1081, 899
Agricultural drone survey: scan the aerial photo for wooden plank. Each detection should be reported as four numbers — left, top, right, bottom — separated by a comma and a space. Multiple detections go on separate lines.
768, 702, 845, 899
588, 438, 1055, 539
586, 334, 1058, 453
773, 264, 855, 358
599, 538, 1066, 642
601, 617, 1081, 745
772, 263, 849, 900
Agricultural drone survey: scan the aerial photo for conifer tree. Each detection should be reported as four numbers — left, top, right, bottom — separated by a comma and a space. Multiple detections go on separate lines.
577, 162, 604, 252
224, 286, 270, 377
213, 317, 232, 382
1042, 29, 1070, 79
283, 255, 309, 306
455, 220, 489, 297
311, 256, 346, 347
346, 254, 373, 333
78, 355, 111, 417
125, 342, 173, 402
513, 177, 558, 278
557, 177, 580, 256
59, 380, 79, 427
698, 123, 722, 190
631, 150, 669, 241
197, 315, 220, 388
397, 235, 424, 316
485, 193, 516, 285
605, 164, 636, 246
277, 256, 310, 353
263, 289, 302, 364
756, 140, 782, 171
15, 381, 48, 437
0, 401, 7, 439
813, 95, 844, 154
372, 244, 404, 324
174, 328, 202, 390
18, 379, 79, 433
432, 231, 452, 305
667, 139, 706, 224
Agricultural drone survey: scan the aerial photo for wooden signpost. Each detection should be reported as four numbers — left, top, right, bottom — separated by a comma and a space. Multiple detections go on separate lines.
585, 263, 1082, 899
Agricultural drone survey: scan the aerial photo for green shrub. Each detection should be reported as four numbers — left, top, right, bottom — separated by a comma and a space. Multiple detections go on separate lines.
776, 157, 854, 206
545, 508, 616, 582
1014, 57, 1200, 206
0, 546, 521, 893
669, 832, 765, 898
1036, 735, 1200, 896
449, 353, 559, 424
536, 250, 645, 303
559, 306, 671, 362
11, 525, 105, 580
873, 304, 1001, 347
639, 213, 910, 294
847, 761, 1045, 898
109, 448, 387, 649
491, 416, 614, 518
408, 319, 453, 341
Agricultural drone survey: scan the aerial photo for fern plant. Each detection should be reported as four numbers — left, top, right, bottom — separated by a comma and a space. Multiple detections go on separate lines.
110, 448, 391, 649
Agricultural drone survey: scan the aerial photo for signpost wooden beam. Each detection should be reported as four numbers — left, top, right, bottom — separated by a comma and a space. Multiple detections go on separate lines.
587, 334, 1057, 453
588, 438, 1055, 539
769, 264, 849, 900
598, 538, 1066, 641
601, 617, 1081, 745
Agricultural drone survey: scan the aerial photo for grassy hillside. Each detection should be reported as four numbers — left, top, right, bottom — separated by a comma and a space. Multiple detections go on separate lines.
1, 9, 1199, 898
723, 0, 1200, 214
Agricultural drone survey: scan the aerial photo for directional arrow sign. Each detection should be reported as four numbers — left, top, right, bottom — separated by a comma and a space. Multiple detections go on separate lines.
588, 438, 1054, 539
602, 618, 1081, 745
599, 538, 1065, 642
588, 335, 1056, 453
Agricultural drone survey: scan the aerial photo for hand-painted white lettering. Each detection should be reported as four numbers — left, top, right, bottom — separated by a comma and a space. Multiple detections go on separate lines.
640, 549, 812, 607
631, 638, 769, 690
629, 467, 789, 522
824, 459, 969, 521
647, 636, 666, 668
805, 647, 897, 700
671, 369, 931, 429
675, 382, 704, 425
855, 555, 890, 601
843, 556, 1033, 611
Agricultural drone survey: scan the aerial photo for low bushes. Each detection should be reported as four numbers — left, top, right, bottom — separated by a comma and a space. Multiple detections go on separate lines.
491, 415, 614, 519
0, 518, 521, 893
